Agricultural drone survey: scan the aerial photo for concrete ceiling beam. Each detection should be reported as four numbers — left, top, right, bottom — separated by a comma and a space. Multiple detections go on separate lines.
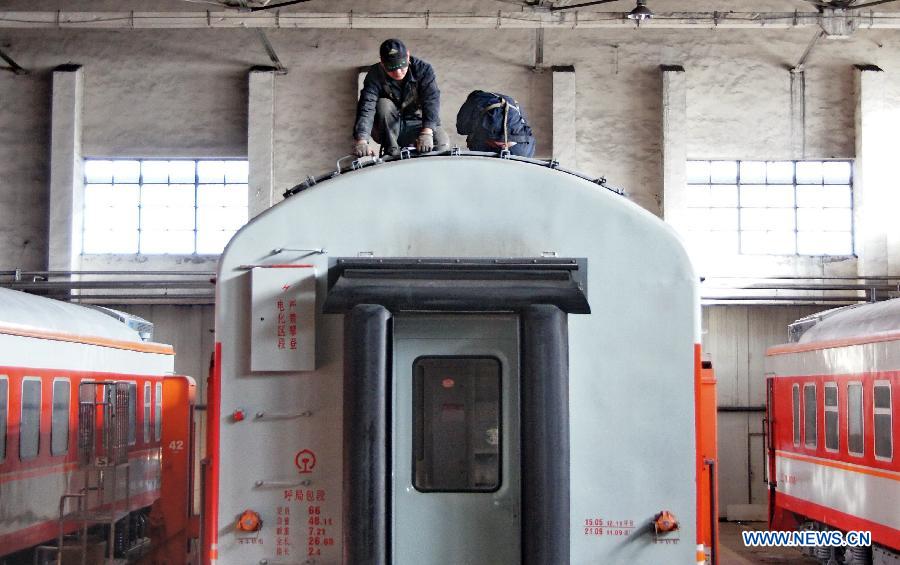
1, 10, 899, 30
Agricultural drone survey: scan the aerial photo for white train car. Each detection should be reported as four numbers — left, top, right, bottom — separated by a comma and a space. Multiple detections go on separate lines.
0, 288, 175, 560
207, 153, 711, 564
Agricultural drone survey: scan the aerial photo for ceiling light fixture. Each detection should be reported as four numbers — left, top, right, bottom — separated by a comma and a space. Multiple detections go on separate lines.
627, 0, 653, 21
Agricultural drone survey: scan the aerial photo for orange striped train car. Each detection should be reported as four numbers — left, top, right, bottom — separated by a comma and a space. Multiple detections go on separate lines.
0, 288, 175, 562
766, 298, 900, 564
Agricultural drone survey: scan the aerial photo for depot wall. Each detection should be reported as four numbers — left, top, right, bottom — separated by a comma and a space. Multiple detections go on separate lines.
2, 0, 899, 518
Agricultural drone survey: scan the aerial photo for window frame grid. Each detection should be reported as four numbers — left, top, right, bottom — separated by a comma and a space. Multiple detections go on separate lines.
873, 381, 893, 462
51, 378, 71, 457
143, 381, 152, 444
0, 376, 7, 463
154, 382, 163, 442
803, 383, 817, 449
20, 377, 41, 460
792, 383, 800, 448
127, 381, 137, 447
824, 382, 839, 453
82, 158, 248, 256
686, 159, 855, 257
847, 381, 864, 458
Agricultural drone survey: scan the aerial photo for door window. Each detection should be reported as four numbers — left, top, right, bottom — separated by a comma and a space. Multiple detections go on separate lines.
413, 357, 501, 492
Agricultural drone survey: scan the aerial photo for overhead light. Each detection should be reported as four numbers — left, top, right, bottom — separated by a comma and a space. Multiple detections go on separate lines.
627, 0, 653, 21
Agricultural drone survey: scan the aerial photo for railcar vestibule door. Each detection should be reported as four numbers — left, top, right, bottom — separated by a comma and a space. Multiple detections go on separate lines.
324, 257, 589, 565
392, 315, 520, 563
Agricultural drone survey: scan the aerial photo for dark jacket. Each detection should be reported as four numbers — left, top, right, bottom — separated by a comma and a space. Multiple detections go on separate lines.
456, 90, 533, 145
353, 56, 441, 140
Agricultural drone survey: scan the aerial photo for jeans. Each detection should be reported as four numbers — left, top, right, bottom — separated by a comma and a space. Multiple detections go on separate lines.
371, 98, 450, 155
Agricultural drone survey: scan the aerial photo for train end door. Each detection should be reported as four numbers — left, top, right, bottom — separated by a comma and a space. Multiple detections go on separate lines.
325, 258, 589, 565
392, 315, 519, 564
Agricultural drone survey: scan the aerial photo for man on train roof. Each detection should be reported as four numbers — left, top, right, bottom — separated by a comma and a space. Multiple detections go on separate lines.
353, 38, 450, 158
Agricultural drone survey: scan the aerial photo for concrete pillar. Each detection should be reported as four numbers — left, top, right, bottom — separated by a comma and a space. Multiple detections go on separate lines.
854, 65, 896, 275
661, 65, 688, 230
48, 64, 84, 273
790, 68, 805, 158
356, 67, 381, 154
357, 68, 367, 100
248, 67, 276, 218
551, 66, 576, 168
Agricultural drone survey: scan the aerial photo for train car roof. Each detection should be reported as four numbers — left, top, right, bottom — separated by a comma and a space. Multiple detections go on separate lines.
0, 287, 144, 343
794, 297, 900, 344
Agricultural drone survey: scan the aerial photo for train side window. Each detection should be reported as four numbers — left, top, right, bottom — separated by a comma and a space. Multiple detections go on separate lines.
143, 382, 151, 443
0, 376, 7, 462
20, 378, 41, 459
874, 382, 893, 461
803, 383, 817, 449
824, 383, 838, 452
51, 379, 71, 455
413, 357, 501, 492
154, 382, 162, 442
847, 382, 864, 457
792, 384, 800, 447
127, 382, 137, 446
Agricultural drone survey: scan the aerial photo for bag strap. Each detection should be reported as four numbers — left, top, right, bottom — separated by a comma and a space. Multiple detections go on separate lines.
479, 93, 520, 145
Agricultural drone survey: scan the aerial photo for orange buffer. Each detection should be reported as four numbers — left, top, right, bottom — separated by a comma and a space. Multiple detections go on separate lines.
141, 376, 198, 565
697, 357, 719, 563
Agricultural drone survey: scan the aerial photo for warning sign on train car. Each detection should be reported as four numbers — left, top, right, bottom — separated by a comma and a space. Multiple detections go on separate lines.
249, 266, 316, 372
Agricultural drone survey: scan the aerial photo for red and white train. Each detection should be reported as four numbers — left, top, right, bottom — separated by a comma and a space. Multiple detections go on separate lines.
766, 298, 900, 563
0, 288, 183, 563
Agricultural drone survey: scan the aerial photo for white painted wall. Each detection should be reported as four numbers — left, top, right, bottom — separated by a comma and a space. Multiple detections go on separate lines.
702, 305, 822, 516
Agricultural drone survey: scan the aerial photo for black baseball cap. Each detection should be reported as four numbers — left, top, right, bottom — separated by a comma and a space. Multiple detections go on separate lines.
379, 38, 409, 71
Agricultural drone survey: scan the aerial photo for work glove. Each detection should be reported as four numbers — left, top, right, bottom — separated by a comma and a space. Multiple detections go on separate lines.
353, 140, 375, 157
416, 131, 434, 153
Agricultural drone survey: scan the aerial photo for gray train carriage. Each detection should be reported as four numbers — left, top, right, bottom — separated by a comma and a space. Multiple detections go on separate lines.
206, 153, 708, 564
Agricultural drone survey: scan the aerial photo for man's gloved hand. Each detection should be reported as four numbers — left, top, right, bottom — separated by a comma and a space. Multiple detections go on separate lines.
416, 131, 434, 153
353, 140, 375, 158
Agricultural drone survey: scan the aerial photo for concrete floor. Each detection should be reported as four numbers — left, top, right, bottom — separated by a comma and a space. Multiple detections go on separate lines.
719, 521, 820, 564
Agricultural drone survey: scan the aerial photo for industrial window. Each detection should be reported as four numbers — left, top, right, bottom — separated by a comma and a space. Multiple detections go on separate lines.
155, 382, 163, 442
82, 159, 248, 254
413, 357, 501, 492
824, 383, 838, 452
803, 384, 817, 449
792, 384, 800, 447
51, 380, 70, 456
848, 382, 864, 456
0, 376, 7, 462
127, 382, 137, 446
685, 160, 853, 256
20, 378, 41, 460
143, 382, 152, 444
874, 382, 892, 461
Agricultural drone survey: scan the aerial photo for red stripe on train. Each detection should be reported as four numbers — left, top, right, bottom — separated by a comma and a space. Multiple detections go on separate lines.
204, 342, 222, 564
